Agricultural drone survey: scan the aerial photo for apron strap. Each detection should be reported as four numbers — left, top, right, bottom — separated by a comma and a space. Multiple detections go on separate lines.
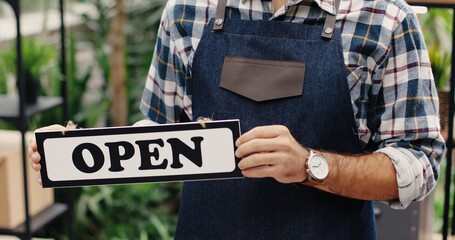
213, 0, 228, 31
321, 0, 341, 39
213, 0, 341, 38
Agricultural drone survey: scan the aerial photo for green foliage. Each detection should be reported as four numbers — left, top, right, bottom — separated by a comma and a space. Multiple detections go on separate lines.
0, 37, 62, 130
74, 183, 181, 240
40, 1, 179, 239
428, 44, 451, 91
74, 0, 167, 125
125, 0, 167, 124
77, 0, 111, 84
420, 9, 453, 47
2, 3, 180, 238
0, 58, 8, 94
418, 8, 455, 234
432, 161, 454, 233
0, 37, 58, 83
419, 8, 453, 91
66, 0, 113, 126
27, 27, 110, 130
66, 28, 110, 128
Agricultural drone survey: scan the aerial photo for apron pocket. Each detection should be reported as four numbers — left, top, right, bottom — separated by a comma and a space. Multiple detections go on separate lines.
219, 56, 306, 102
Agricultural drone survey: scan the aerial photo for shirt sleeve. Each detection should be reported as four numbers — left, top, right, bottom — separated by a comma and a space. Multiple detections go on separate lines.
370, 12, 446, 209
140, 2, 192, 124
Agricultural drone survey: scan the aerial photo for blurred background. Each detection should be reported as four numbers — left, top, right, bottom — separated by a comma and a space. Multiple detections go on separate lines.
0, 0, 453, 239
0, 1, 180, 239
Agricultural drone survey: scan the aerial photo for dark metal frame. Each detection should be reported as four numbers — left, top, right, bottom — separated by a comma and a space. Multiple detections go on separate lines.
0, 0, 70, 239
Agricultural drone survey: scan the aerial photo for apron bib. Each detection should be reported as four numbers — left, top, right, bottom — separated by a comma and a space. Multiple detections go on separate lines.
175, 0, 376, 239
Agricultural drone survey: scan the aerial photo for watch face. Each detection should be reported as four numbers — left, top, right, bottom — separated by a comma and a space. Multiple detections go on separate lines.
308, 154, 329, 180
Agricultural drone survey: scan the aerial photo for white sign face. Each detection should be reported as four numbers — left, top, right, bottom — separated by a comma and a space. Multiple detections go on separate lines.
36, 120, 242, 188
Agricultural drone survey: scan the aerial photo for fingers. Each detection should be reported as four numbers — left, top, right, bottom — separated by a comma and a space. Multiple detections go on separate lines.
29, 124, 64, 173
238, 152, 283, 170
30, 151, 41, 164
31, 161, 41, 171
235, 131, 293, 158
35, 124, 66, 132
236, 125, 290, 146
235, 138, 278, 158
30, 141, 37, 152
30, 149, 41, 172
197, 117, 212, 128
235, 125, 307, 183
29, 135, 41, 172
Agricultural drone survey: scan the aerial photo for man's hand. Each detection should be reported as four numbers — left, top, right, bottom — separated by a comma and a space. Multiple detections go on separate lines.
235, 125, 399, 201
28, 124, 66, 184
235, 125, 309, 184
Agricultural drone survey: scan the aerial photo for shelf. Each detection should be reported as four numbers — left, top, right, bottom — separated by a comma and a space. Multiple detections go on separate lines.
0, 0, 72, 239
0, 203, 68, 238
0, 95, 63, 122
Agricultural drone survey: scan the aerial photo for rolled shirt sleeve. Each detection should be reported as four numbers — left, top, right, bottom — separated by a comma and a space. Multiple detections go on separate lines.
370, 11, 446, 209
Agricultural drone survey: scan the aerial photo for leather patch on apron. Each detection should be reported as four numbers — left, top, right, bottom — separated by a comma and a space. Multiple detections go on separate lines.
219, 56, 306, 102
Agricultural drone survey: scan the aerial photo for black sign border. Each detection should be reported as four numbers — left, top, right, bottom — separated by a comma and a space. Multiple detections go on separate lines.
36, 120, 243, 188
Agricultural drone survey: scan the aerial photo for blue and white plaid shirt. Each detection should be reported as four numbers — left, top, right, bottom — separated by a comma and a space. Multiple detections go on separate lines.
140, 0, 446, 209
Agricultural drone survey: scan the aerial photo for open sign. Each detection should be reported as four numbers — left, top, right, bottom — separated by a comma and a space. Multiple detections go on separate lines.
36, 120, 242, 188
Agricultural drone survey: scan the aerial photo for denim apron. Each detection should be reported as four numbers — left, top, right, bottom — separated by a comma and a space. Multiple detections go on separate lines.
175, 0, 376, 239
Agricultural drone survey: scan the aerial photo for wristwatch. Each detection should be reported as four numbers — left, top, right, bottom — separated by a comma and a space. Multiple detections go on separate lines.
305, 150, 329, 183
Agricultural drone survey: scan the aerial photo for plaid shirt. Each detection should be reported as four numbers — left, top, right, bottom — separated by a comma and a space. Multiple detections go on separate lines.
140, 0, 445, 209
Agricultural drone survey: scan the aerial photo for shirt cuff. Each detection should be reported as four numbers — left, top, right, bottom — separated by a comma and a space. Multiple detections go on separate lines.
375, 146, 425, 209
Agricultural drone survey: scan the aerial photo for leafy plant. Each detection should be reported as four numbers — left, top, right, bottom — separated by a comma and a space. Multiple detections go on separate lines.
24, 27, 105, 131
429, 45, 451, 91
419, 8, 454, 234
66, 28, 110, 128
125, 0, 167, 124
38, 1, 180, 239
72, 0, 167, 125
0, 58, 8, 94
74, 183, 181, 240
0, 37, 59, 103
1, 37, 58, 84
419, 8, 453, 91
432, 161, 455, 233
72, 0, 113, 126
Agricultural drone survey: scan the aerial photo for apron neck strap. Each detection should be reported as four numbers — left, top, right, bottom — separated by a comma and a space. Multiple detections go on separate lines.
213, 0, 341, 39
321, 0, 341, 39
213, 0, 228, 31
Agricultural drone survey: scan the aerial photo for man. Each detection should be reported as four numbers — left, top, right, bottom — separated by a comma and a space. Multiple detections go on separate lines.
31, 0, 445, 239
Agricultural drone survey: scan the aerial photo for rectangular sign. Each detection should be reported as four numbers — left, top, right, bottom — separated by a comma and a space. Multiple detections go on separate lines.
36, 120, 242, 188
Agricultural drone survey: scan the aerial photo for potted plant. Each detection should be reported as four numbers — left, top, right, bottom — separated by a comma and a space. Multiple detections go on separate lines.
428, 45, 451, 137
419, 9, 453, 138
0, 37, 58, 104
